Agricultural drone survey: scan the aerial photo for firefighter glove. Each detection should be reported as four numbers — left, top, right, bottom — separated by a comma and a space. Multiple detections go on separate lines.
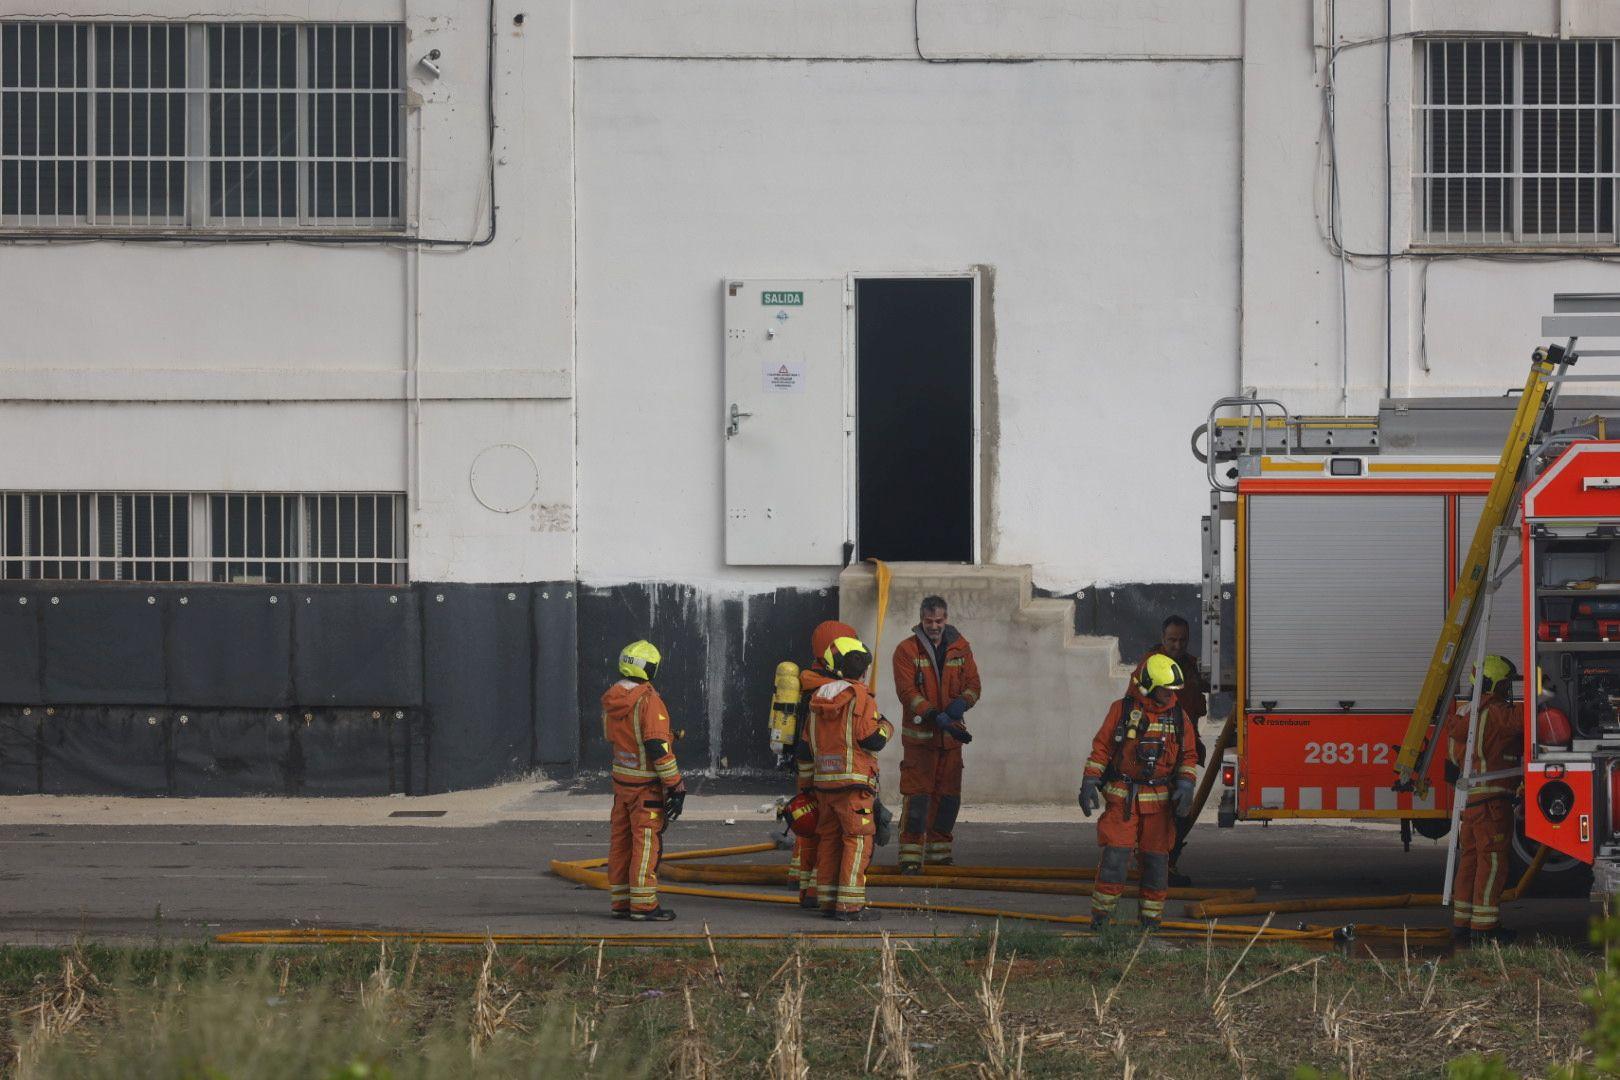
926, 709, 946, 728
944, 722, 973, 744
1444, 760, 1461, 786
665, 787, 686, 822
1078, 777, 1100, 817
944, 697, 969, 721
1172, 778, 1195, 818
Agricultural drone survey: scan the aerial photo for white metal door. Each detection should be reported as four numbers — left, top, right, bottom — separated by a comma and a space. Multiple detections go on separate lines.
723, 279, 847, 565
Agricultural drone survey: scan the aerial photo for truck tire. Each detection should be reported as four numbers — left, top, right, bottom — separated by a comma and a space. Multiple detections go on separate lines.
1509, 803, 1591, 897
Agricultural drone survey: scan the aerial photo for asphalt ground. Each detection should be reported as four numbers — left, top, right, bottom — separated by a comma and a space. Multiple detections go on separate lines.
0, 815, 1596, 946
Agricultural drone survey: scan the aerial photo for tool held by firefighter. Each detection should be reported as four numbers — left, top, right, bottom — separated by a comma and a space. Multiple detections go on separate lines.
1443, 655, 1525, 945
892, 596, 982, 873
1080, 653, 1198, 931
602, 639, 685, 922
807, 635, 894, 922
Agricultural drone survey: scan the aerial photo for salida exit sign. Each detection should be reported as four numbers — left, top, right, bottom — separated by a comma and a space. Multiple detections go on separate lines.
761, 291, 803, 306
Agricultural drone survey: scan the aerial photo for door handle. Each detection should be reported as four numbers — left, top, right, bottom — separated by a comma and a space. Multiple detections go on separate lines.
727, 402, 753, 438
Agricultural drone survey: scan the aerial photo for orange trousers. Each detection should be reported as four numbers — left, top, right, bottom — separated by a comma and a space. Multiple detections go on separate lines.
814, 786, 877, 913
899, 742, 964, 868
1092, 798, 1176, 923
608, 782, 666, 913
1452, 799, 1513, 931
789, 833, 820, 899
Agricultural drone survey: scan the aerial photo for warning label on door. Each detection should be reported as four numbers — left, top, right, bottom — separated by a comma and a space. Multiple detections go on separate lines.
762, 360, 805, 393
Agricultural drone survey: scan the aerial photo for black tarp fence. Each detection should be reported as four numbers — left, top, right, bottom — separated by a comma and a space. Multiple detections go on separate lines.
0, 582, 576, 796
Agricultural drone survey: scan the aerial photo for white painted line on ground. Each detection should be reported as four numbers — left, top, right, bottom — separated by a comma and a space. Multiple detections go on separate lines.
160, 873, 330, 880
0, 840, 440, 847
475, 875, 544, 881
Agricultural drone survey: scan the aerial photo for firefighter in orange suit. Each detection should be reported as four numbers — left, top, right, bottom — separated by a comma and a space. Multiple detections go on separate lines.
1444, 655, 1524, 945
807, 635, 894, 921
1079, 653, 1198, 930
603, 640, 685, 922
786, 619, 859, 909
892, 596, 981, 872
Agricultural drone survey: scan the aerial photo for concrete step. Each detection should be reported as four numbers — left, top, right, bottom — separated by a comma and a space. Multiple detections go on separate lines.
838, 562, 1136, 803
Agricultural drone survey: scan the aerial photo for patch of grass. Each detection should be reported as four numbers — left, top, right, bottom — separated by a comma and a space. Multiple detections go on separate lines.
0, 933, 1602, 1078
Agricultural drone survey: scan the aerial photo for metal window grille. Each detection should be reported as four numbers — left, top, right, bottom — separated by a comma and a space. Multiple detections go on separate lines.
1417, 39, 1619, 245
0, 21, 403, 229
0, 492, 406, 583
0, 492, 189, 580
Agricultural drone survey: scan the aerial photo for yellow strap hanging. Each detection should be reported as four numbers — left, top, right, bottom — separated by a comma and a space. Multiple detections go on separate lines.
864, 557, 892, 695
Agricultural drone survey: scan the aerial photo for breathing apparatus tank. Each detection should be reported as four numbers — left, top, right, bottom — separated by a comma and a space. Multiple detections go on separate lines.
768, 661, 802, 765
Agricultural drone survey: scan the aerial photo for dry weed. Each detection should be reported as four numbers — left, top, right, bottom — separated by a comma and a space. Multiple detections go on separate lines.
766, 951, 809, 1080
864, 931, 916, 1078
975, 924, 1023, 1080
468, 936, 523, 1059
12, 952, 101, 1079
673, 986, 716, 1080
358, 941, 395, 1016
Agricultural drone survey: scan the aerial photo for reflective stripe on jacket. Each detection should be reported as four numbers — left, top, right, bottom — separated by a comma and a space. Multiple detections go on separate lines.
808, 678, 893, 790
1083, 690, 1196, 814
793, 665, 840, 791
1445, 695, 1523, 805
892, 626, 982, 749
601, 679, 680, 788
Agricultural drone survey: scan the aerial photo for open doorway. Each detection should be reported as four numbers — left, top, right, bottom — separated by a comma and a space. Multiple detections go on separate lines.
855, 277, 976, 563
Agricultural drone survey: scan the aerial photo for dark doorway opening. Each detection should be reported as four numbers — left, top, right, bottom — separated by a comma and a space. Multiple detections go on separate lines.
856, 277, 975, 563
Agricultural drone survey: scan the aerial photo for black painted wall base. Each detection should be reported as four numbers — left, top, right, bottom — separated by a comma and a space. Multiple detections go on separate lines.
0, 581, 577, 796
0, 706, 427, 796
1068, 582, 1236, 676
575, 583, 838, 774
0, 577, 1196, 796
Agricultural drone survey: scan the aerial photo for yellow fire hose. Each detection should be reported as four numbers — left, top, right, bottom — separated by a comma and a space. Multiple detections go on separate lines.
1177, 712, 1237, 855
541, 843, 1450, 944
1188, 843, 1551, 919
213, 840, 1450, 947
657, 859, 1254, 902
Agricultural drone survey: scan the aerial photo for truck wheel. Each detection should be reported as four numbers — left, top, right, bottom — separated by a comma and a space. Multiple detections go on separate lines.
1509, 804, 1591, 897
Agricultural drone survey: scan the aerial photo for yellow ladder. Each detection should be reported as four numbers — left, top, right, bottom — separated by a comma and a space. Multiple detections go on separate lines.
1393, 345, 1568, 789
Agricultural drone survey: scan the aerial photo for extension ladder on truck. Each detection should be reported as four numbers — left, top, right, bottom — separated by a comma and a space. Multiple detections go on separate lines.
1392, 344, 1570, 791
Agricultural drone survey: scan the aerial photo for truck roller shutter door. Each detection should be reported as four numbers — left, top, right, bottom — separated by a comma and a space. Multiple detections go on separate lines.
1456, 495, 1526, 673
1247, 494, 1444, 711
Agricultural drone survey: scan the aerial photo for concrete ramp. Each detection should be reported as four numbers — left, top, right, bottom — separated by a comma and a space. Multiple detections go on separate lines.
839, 563, 1134, 805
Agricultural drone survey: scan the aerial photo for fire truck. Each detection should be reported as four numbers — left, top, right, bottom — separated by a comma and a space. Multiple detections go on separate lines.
1196, 294, 1620, 893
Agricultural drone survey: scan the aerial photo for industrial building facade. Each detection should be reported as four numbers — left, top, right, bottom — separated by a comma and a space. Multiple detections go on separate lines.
3, 1, 1619, 796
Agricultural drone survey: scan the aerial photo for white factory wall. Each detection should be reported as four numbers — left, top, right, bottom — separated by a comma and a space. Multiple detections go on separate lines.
574, 56, 1242, 594
3, 0, 1619, 594
1243, 0, 1620, 417
0, 0, 576, 584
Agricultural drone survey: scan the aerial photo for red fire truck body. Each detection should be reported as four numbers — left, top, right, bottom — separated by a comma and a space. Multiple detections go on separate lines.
1520, 441, 1620, 888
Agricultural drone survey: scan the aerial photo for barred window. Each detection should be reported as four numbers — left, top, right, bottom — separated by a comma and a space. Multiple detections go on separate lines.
0, 492, 406, 583
0, 493, 189, 581
0, 21, 404, 229
1418, 40, 1618, 245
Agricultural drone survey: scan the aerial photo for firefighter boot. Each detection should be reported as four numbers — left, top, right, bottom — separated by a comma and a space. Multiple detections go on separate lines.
1090, 908, 1111, 932
1451, 924, 1472, 946
1473, 927, 1518, 946
834, 908, 883, 923
629, 907, 677, 922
